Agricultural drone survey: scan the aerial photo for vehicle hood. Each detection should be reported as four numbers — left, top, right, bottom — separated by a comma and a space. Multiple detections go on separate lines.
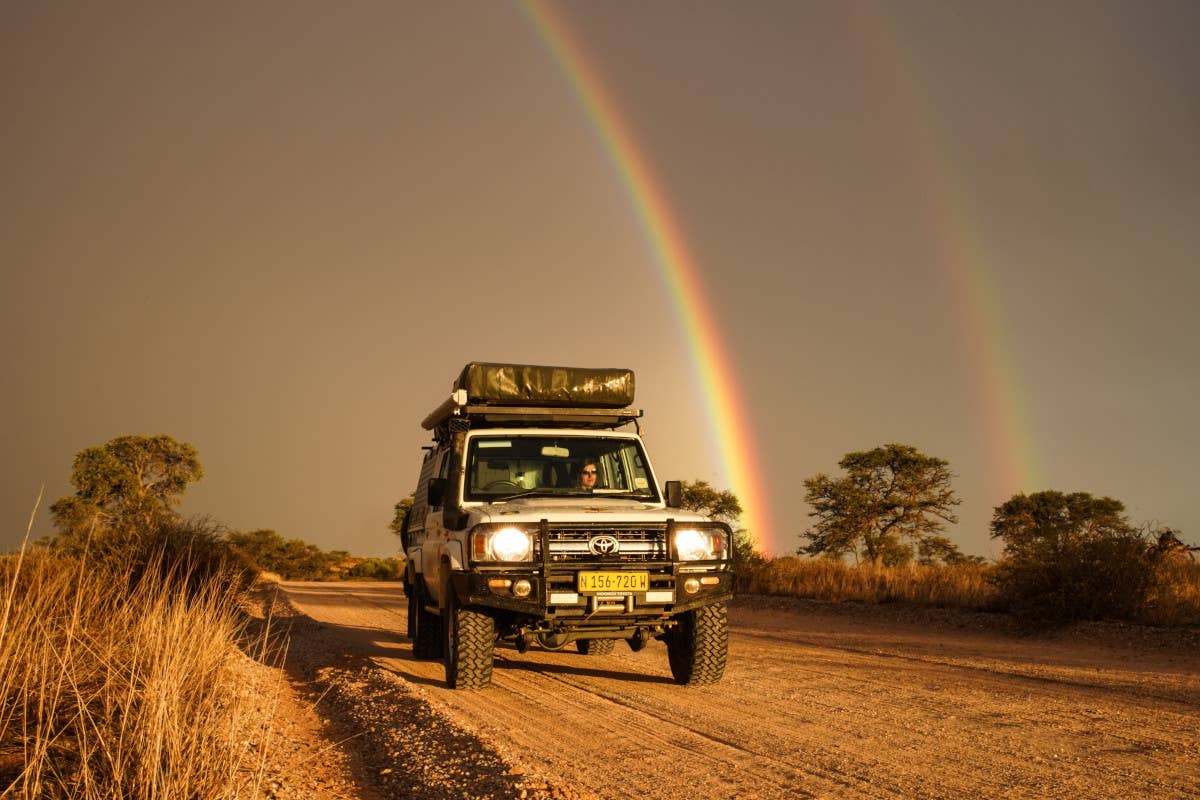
469, 498, 713, 526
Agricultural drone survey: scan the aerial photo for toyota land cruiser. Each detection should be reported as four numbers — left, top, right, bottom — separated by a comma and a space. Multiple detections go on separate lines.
400, 363, 733, 689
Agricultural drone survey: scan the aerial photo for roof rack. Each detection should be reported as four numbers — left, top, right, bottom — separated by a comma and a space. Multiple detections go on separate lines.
422, 390, 642, 433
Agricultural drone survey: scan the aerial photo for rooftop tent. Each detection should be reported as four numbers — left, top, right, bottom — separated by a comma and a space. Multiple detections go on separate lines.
454, 362, 635, 409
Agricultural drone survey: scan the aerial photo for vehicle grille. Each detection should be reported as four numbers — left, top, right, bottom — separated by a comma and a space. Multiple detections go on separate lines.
538, 527, 667, 563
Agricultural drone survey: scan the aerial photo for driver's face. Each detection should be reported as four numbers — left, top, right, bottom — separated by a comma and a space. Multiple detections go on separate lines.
580, 464, 598, 488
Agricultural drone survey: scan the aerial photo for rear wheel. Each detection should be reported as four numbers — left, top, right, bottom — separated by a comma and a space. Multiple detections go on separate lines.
667, 603, 728, 686
443, 586, 495, 689
404, 578, 416, 639
410, 580, 443, 660
576, 638, 616, 656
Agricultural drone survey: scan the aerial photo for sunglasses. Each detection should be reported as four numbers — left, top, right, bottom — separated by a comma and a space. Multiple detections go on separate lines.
581, 469, 597, 476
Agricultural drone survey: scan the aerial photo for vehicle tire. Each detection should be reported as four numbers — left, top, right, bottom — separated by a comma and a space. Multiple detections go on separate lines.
443, 585, 495, 689
406, 584, 415, 640
576, 638, 616, 656
411, 580, 443, 660
667, 603, 728, 686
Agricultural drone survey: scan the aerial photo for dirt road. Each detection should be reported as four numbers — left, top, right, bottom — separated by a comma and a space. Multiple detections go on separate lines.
275, 581, 1199, 799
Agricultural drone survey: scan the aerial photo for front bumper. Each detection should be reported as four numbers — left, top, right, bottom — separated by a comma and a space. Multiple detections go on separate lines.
452, 564, 734, 621
452, 519, 733, 628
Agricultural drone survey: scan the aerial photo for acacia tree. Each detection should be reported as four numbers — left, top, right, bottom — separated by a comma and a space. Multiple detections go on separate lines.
799, 443, 962, 566
680, 480, 742, 523
50, 434, 203, 549
990, 491, 1134, 556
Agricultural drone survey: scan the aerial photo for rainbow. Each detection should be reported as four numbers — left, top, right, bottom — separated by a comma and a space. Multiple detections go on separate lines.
521, 0, 776, 552
849, 2, 1039, 500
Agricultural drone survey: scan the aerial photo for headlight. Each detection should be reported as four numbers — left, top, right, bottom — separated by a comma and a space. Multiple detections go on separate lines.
471, 525, 533, 562
673, 527, 729, 561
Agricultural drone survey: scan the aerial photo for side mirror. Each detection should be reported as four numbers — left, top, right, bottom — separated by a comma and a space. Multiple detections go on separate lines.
427, 477, 447, 508
664, 480, 682, 509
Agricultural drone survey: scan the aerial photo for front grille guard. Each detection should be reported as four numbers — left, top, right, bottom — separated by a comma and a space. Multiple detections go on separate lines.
534, 519, 679, 609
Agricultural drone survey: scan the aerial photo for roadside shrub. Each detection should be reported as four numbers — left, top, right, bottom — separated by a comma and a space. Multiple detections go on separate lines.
47, 511, 253, 598
988, 491, 1174, 624
348, 557, 405, 580
731, 530, 768, 592
990, 531, 1161, 623
128, 516, 255, 597
225, 528, 353, 580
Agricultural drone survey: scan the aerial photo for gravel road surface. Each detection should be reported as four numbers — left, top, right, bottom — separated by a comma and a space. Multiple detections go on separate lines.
272, 581, 1199, 800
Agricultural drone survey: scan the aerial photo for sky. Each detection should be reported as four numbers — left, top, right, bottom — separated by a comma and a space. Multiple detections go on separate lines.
3, 0, 1198, 559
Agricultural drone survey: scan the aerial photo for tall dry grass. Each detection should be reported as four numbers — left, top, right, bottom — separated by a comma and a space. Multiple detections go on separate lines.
745, 556, 999, 610
1, 544, 268, 798
745, 555, 1200, 626
1143, 558, 1200, 627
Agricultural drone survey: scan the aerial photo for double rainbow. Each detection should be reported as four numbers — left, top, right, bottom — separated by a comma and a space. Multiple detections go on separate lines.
522, 2, 1040, 552
522, 1, 776, 552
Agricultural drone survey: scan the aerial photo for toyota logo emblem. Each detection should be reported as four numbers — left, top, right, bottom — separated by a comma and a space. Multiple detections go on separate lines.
588, 535, 619, 556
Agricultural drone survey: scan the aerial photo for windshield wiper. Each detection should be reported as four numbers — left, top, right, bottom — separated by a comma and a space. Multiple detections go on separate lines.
486, 489, 565, 502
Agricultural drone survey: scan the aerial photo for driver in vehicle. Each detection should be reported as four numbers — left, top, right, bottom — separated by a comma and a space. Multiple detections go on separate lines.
578, 461, 599, 491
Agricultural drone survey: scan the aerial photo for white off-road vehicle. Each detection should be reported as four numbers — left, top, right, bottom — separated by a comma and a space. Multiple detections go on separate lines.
400, 363, 733, 689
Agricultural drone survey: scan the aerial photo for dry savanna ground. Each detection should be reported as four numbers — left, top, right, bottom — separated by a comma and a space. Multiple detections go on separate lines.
247, 581, 1200, 800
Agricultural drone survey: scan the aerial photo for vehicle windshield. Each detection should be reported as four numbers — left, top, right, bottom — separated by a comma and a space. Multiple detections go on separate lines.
464, 435, 659, 502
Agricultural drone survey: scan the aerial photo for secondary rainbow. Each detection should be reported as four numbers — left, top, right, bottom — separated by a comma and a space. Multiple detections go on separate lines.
849, 1, 1040, 500
521, 0, 775, 552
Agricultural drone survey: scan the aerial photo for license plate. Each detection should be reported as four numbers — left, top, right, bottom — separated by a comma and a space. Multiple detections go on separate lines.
577, 571, 649, 593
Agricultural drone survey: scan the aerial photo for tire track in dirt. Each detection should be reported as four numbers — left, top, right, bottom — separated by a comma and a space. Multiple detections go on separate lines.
485, 649, 861, 799
278, 582, 1200, 800
744, 626, 1200, 706
717, 625, 1198, 797
758, 624, 1200, 767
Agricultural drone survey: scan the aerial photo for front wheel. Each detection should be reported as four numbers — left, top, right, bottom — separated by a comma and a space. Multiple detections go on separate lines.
667, 603, 728, 686
443, 586, 495, 689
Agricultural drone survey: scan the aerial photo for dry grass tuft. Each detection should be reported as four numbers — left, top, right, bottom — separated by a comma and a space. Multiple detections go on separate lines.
1, 545, 268, 798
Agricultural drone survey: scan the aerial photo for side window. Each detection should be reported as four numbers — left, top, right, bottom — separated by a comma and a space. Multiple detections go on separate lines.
430, 450, 454, 508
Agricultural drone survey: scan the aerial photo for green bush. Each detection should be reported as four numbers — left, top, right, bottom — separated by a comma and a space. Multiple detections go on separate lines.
989, 491, 1162, 624
991, 531, 1160, 622
46, 514, 253, 598
348, 557, 404, 580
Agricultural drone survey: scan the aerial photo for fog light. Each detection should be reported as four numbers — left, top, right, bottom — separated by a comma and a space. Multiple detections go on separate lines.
512, 579, 532, 598
683, 577, 701, 595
